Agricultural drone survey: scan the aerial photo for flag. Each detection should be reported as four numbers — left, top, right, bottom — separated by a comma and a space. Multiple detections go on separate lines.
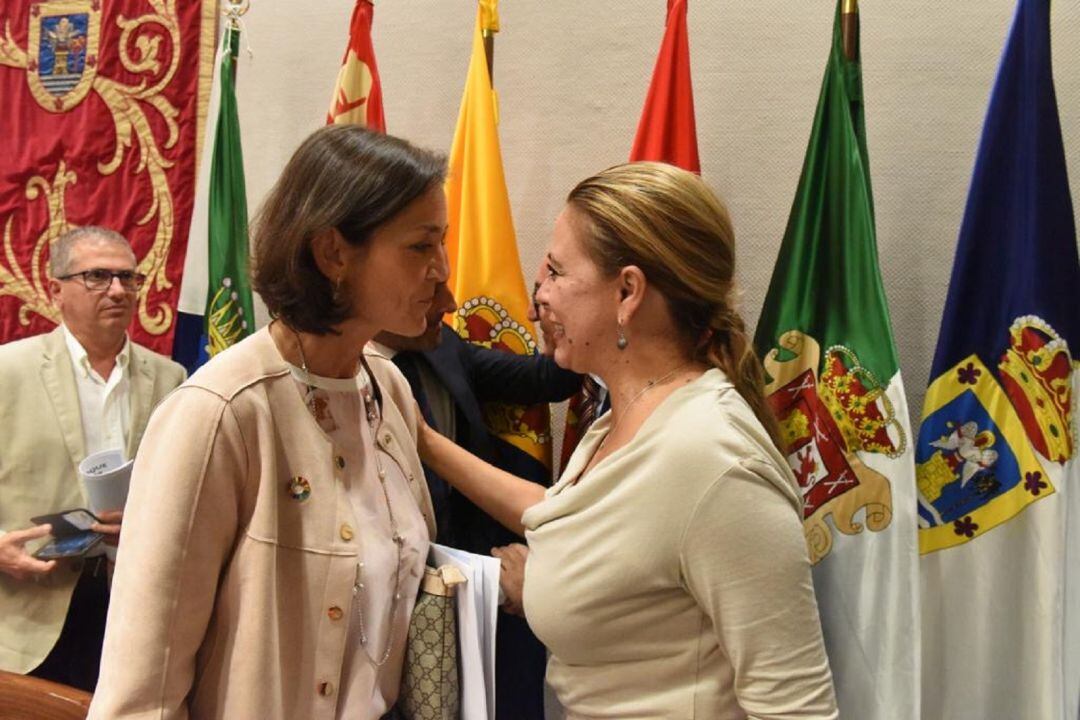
916, 0, 1080, 716
752, 3, 920, 718
560, 0, 700, 472
445, 0, 553, 469
629, 0, 700, 172
327, 0, 385, 130
173, 22, 254, 373
0, 1, 214, 354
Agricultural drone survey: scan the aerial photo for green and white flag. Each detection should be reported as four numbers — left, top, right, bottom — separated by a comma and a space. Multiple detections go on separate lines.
752, 3, 919, 718
176, 21, 253, 368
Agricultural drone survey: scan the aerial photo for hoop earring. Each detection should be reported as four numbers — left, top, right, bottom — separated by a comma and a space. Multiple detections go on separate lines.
616, 321, 629, 350
333, 274, 344, 303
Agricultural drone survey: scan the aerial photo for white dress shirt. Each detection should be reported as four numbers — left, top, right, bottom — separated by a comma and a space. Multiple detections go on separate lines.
590, 373, 610, 414
368, 340, 456, 442
62, 325, 132, 460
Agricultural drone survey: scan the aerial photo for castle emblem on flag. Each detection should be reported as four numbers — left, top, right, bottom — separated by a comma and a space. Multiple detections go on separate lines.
27, 1, 100, 112
763, 330, 902, 563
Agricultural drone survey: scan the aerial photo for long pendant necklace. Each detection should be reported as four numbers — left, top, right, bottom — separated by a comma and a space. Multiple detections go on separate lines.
289, 325, 404, 667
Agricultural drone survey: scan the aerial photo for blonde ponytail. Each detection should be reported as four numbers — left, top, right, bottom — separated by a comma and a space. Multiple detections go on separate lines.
699, 311, 784, 452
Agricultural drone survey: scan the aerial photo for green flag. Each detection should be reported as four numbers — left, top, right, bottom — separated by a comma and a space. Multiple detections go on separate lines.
752, 3, 919, 718
204, 25, 253, 356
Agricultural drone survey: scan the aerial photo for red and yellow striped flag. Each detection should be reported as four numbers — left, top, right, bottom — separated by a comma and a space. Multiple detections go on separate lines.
327, 0, 385, 130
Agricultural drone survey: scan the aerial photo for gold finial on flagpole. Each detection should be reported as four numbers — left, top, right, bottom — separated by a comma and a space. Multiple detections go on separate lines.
222, 0, 250, 28
480, 0, 500, 83
841, 0, 859, 61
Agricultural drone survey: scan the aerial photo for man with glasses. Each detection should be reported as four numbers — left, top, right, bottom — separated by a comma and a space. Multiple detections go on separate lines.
0, 226, 186, 691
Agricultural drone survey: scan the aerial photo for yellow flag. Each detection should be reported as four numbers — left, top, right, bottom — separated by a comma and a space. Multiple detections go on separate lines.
445, 2, 551, 467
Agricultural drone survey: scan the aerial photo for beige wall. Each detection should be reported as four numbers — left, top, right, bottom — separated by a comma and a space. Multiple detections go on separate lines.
234, 0, 1080, 432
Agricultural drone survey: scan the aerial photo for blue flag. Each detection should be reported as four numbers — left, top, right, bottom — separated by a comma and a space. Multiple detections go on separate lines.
916, 0, 1078, 552
917, 1, 1080, 717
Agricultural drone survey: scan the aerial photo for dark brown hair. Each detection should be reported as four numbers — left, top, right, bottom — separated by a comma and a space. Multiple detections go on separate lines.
251, 125, 446, 335
567, 161, 783, 451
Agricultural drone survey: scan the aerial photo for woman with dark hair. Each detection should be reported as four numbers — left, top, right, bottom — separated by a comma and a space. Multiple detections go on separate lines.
420, 162, 839, 718
89, 125, 448, 720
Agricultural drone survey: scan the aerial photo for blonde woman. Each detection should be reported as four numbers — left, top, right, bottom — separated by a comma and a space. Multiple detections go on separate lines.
421, 162, 838, 719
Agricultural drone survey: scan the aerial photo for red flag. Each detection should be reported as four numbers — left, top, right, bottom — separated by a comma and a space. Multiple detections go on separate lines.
327, 0, 386, 130
560, 0, 700, 472
0, 1, 215, 354
629, 0, 700, 171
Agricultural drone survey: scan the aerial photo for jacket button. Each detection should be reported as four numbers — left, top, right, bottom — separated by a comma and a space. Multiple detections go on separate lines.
335, 455, 346, 469
327, 606, 343, 621
318, 681, 335, 697
382, 433, 393, 445
340, 523, 354, 541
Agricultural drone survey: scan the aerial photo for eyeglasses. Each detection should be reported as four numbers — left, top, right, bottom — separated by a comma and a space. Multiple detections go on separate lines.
57, 268, 146, 292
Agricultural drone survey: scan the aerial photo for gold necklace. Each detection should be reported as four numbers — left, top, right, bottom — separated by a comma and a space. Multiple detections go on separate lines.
289, 324, 405, 667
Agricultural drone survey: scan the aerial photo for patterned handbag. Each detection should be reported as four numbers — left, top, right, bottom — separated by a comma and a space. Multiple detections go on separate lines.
399, 564, 466, 720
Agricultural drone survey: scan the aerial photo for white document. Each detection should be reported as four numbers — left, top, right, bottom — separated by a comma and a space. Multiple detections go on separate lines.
78, 448, 133, 513
430, 543, 501, 720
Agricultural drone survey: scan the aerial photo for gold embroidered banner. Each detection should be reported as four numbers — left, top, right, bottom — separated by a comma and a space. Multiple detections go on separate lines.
0, 0, 216, 353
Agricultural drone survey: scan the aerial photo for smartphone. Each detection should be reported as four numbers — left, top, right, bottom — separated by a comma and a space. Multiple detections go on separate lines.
29, 508, 105, 560
34, 531, 105, 560
30, 509, 100, 535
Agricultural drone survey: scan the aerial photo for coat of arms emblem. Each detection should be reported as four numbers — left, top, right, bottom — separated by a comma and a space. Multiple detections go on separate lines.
763, 330, 906, 563
27, 1, 100, 112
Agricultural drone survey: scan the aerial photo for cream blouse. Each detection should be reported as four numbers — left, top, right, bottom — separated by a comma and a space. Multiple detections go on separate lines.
288, 364, 428, 720
522, 369, 838, 719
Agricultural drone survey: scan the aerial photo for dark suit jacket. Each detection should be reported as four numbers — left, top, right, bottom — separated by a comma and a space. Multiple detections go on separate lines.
406, 324, 580, 552
393, 324, 579, 720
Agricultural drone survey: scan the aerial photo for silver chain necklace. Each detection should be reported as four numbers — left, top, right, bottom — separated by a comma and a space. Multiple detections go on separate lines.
601, 360, 694, 447
289, 325, 405, 668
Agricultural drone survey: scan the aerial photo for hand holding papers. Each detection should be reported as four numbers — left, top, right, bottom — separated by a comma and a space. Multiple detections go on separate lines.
78, 449, 133, 514
78, 449, 133, 560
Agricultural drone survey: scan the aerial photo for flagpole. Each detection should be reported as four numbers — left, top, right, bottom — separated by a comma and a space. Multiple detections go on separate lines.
480, 0, 499, 84
221, 0, 251, 90
483, 30, 494, 82
841, 0, 858, 61
222, 0, 249, 29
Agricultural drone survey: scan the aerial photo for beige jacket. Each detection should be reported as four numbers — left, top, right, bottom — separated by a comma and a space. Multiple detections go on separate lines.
88, 328, 435, 720
0, 327, 185, 674
523, 369, 838, 719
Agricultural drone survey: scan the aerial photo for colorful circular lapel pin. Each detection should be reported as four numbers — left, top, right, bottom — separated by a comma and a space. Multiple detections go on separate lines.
286, 476, 311, 501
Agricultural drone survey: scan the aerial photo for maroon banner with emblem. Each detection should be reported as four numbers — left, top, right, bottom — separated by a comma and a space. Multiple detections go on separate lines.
0, 0, 216, 354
